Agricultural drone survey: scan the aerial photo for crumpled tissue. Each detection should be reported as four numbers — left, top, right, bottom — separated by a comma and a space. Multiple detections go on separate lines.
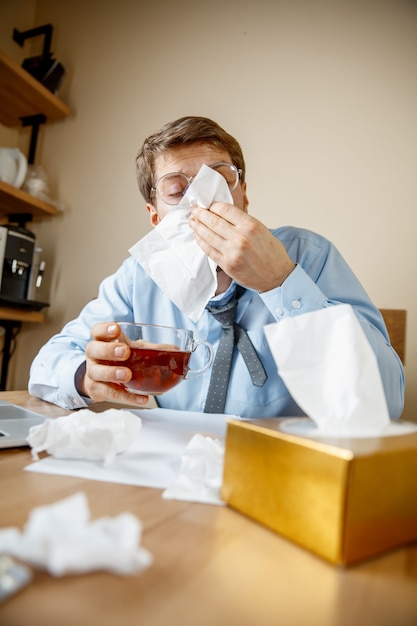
162, 434, 225, 505
264, 304, 412, 437
0, 492, 153, 576
27, 408, 141, 466
129, 164, 234, 321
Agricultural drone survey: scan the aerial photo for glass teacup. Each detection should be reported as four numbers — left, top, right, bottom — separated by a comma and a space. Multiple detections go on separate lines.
111, 322, 213, 396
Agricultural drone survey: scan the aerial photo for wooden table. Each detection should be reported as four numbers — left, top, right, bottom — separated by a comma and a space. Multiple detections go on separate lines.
0, 391, 416, 626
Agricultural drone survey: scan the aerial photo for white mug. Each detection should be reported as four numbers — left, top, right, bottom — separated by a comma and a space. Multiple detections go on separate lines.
0, 148, 28, 188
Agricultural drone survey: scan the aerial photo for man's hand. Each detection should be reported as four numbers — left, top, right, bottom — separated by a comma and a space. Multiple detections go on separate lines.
189, 202, 296, 292
77, 322, 149, 406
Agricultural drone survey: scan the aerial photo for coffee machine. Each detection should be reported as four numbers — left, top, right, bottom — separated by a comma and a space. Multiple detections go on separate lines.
0, 224, 49, 310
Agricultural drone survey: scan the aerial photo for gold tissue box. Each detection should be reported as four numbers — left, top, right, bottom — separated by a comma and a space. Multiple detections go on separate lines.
221, 418, 417, 565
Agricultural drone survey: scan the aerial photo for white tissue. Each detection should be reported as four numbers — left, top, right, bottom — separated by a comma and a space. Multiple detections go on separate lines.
264, 304, 393, 437
162, 434, 225, 505
129, 164, 234, 321
27, 409, 141, 466
0, 492, 153, 576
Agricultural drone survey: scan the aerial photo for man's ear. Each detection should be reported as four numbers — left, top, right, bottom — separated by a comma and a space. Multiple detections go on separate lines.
241, 181, 249, 213
146, 203, 160, 226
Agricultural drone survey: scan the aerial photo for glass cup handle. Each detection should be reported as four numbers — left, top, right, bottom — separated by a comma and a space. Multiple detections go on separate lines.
184, 340, 213, 379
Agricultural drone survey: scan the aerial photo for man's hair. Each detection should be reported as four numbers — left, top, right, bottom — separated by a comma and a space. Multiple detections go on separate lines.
136, 116, 246, 203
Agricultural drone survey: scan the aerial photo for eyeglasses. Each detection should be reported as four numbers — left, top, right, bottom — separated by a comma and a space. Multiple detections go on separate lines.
151, 162, 242, 206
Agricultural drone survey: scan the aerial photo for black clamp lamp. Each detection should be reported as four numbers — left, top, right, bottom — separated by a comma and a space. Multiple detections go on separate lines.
12, 23, 66, 95
11, 24, 66, 168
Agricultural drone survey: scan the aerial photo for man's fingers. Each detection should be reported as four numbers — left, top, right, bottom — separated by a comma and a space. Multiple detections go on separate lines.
90, 322, 121, 341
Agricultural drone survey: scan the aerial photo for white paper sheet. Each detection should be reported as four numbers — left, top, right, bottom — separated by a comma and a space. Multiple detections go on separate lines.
25, 408, 233, 489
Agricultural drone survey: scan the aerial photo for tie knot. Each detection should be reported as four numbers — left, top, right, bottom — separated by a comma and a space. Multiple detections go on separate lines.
206, 297, 238, 328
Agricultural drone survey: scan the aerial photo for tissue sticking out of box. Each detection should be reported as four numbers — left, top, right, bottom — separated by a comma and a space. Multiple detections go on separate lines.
264, 304, 406, 438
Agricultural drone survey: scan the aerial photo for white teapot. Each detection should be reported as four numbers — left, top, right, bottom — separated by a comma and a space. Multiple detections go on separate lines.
0, 148, 28, 188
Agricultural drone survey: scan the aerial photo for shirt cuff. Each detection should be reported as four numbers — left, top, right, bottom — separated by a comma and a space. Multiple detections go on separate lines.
259, 263, 329, 319
29, 353, 91, 410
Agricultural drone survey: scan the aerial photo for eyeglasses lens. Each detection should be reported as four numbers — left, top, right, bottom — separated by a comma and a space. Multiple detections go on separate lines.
211, 163, 239, 189
158, 174, 189, 206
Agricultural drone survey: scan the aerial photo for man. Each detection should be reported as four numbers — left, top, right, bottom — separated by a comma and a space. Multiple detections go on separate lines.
29, 116, 404, 417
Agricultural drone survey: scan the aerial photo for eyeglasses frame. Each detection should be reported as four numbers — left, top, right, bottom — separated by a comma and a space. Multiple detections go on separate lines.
150, 161, 243, 205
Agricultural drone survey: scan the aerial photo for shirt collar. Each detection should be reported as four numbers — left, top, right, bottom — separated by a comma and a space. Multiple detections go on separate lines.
208, 281, 238, 307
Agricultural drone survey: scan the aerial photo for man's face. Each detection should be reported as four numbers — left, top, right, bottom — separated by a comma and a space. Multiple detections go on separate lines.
146, 143, 249, 225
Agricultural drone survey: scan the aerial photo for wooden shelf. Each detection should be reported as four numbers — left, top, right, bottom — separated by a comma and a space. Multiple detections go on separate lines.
0, 306, 45, 323
0, 180, 58, 218
0, 48, 70, 127
0, 50, 68, 221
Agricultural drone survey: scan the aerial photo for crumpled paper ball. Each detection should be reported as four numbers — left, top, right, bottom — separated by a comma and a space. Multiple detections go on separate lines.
27, 408, 141, 466
0, 492, 153, 576
162, 434, 225, 505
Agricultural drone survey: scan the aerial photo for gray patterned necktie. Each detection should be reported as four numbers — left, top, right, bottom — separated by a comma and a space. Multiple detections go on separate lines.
204, 286, 267, 414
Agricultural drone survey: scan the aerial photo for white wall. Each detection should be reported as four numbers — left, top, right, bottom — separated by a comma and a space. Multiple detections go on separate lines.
1, 0, 416, 420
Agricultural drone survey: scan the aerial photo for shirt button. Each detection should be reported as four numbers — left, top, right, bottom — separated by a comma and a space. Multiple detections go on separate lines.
275, 307, 283, 316
292, 299, 301, 309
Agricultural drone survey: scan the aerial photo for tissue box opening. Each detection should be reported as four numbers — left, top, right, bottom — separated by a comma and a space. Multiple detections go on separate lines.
221, 419, 417, 566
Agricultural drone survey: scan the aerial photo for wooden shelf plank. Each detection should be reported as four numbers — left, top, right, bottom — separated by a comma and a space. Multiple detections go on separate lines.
0, 306, 45, 323
0, 48, 70, 127
0, 180, 58, 218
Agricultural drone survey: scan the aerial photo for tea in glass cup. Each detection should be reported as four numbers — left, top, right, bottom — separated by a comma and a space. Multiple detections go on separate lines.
112, 322, 213, 395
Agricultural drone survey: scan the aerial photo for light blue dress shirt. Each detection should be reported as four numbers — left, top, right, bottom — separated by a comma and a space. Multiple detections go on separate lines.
28, 226, 404, 418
